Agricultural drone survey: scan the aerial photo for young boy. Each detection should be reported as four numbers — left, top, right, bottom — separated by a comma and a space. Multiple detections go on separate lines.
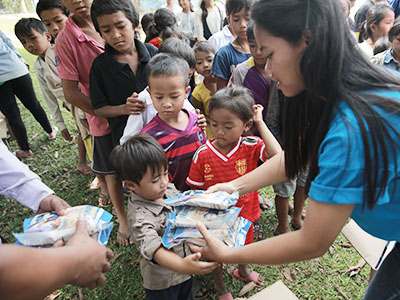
36, 0, 92, 176
55, 0, 131, 246
141, 54, 206, 192
109, 134, 217, 299
192, 41, 217, 138
211, 0, 252, 90
89, 0, 157, 147
14, 18, 63, 140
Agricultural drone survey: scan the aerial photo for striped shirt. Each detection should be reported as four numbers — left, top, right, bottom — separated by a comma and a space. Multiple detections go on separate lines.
141, 110, 206, 191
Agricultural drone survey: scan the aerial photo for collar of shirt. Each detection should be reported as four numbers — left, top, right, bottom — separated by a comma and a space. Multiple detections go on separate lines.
384, 48, 399, 65
222, 25, 233, 38
66, 15, 105, 48
104, 38, 152, 75
130, 192, 172, 215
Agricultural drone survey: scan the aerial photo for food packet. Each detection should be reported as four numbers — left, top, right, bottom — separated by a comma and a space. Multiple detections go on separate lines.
163, 190, 239, 210
168, 206, 241, 229
13, 205, 113, 246
162, 217, 251, 249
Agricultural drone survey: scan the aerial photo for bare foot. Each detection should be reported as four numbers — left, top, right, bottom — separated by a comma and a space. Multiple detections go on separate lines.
290, 218, 304, 230
15, 150, 33, 159
273, 224, 291, 236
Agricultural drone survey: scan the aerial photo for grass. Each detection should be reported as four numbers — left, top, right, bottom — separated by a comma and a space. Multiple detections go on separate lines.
0, 16, 370, 300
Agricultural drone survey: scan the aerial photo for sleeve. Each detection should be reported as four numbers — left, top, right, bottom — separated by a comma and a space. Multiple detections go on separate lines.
34, 60, 66, 131
54, 37, 79, 81
255, 137, 267, 162
144, 43, 159, 57
211, 47, 231, 81
308, 111, 366, 205
194, 8, 206, 41
0, 30, 23, 61
191, 86, 205, 114
390, 0, 400, 17
89, 57, 109, 110
129, 206, 162, 261
0, 140, 54, 212
228, 63, 245, 87
186, 148, 206, 188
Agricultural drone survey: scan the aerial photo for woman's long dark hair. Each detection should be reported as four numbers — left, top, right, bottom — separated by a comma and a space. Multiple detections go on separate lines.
252, 0, 400, 210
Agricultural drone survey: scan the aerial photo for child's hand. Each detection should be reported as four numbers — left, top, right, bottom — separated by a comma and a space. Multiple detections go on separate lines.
195, 109, 207, 132
253, 104, 264, 124
125, 92, 146, 115
181, 252, 219, 275
61, 128, 73, 142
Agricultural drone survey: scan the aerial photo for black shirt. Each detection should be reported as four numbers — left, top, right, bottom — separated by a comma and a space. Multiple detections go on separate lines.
90, 38, 158, 146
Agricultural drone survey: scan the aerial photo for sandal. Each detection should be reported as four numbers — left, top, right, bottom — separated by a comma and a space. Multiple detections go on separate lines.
98, 193, 111, 207
233, 269, 264, 287
259, 194, 273, 210
117, 231, 133, 247
77, 166, 92, 176
192, 277, 208, 300
253, 223, 264, 241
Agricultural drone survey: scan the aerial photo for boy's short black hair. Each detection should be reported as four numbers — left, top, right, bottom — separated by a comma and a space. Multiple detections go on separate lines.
194, 41, 216, 54
226, 0, 252, 16
161, 26, 183, 41
141, 13, 154, 34
15, 18, 47, 39
36, 0, 70, 19
389, 21, 400, 42
110, 134, 168, 185
246, 20, 255, 41
146, 53, 190, 86
91, 0, 139, 34
209, 86, 254, 123
159, 38, 196, 68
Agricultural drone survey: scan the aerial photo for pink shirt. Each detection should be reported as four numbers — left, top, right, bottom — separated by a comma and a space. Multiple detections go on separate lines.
55, 15, 110, 136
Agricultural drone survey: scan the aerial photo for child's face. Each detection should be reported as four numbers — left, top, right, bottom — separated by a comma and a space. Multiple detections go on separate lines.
148, 74, 191, 123
228, 8, 250, 41
96, 11, 135, 54
39, 8, 68, 39
373, 11, 395, 39
178, 0, 190, 10
126, 166, 169, 201
195, 50, 215, 77
392, 33, 400, 58
19, 29, 52, 57
61, 0, 93, 19
210, 107, 251, 152
248, 38, 266, 67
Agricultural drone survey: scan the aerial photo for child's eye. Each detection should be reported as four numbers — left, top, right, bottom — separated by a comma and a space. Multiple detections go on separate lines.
225, 127, 233, 130
211, 123, 217, 127
118, 25, 125, 30
207, 59, 213, 63
103, 29, 110, 33
233, 18, 239, 22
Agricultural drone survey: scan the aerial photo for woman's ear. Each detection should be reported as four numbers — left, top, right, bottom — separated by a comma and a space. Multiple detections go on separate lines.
303, 29, 312, 45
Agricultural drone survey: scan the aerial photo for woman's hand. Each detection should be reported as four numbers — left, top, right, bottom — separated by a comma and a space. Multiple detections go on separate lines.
38, 195, 70, 216
206, 182, 237, 194
188, 223, 231, 262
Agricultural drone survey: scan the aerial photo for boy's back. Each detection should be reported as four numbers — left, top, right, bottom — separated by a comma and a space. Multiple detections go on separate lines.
141, 110, 205, 191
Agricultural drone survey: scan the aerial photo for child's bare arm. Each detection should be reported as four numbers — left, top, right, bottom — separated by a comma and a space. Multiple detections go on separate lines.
62, 79, 95, 115
153, 246, 218, 275
254, 104, 282, 159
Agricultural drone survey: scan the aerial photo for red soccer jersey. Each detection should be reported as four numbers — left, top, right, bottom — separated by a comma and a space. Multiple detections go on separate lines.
187, 136, 267, 244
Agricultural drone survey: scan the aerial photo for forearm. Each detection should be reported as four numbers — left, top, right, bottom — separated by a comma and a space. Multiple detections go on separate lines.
0, 245, 78, 300
216, 77, 227, 90
255, 120, 282, 158
233, 151, 287, 196
94, 105, 127, 118
153, 247, 188, 274
62, 80, 95, 115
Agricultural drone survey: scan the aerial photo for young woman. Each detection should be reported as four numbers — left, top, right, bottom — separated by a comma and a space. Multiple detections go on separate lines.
190, 1, 400, 299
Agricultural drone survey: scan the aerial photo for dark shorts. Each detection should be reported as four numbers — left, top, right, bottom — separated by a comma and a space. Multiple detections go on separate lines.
92, 133, 115, 175
145, 278, 192, 300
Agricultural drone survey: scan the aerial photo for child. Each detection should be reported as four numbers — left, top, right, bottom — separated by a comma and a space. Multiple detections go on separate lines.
36, 0, 93, 176
192, 41, 217, 138
14, 18, 62, 140
141, 54, 207, 192
142, 13, 154, 43
120, 38, 204, 145
90, 0, 158, 147
228, 21, 270, 133
177, 0, 196, 46
110, 134, 217, 300
211, 0, 252, 90
55, 0, 131, 246
358, 3, 394, 58
146, 8, 178, 48
372, 21, 400, 70
194, 0, 225, 41
186, 86, 281, 299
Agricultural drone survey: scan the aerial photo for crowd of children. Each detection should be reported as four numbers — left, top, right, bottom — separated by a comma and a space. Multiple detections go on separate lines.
5, 0, 399, 299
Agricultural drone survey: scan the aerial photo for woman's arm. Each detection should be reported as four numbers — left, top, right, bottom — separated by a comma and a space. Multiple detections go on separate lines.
191, 199, 354, 265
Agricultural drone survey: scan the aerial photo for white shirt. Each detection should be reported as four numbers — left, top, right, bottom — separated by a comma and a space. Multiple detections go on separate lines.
208, 25, 235, 51
120, 88, 196, 144
194, 2, 226, 41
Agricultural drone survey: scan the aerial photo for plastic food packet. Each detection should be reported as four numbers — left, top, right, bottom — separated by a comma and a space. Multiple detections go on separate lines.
168, 206, 241, 229
163, 190, 239, 210
13, 205, 113, 246
162, 217, 251, 249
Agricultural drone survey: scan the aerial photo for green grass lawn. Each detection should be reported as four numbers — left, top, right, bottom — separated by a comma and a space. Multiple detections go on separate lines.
0, 16, 371, 300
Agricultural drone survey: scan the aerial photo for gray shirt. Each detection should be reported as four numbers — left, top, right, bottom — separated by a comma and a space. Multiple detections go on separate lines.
127, 192, 191, 290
